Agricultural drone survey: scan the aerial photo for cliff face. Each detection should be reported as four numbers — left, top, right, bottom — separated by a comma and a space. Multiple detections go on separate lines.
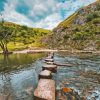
48, 0, 100, 50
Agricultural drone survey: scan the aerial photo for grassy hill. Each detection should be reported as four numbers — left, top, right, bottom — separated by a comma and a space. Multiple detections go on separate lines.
0, 1, 100, 51
47, 0, 100, 50
0, 22, 50, 51
57, 12, 78, 28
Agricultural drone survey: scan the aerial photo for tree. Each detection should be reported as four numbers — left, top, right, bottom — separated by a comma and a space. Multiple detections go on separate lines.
0, 14, 13, 54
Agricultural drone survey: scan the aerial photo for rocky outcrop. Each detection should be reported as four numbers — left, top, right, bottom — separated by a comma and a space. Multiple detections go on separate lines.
47, 0, 100, 50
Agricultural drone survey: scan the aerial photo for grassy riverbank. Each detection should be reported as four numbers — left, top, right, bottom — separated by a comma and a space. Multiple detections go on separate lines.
0, 22, 51, 52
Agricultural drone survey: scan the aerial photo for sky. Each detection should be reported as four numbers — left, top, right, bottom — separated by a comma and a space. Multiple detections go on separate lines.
0, 0, 96, 29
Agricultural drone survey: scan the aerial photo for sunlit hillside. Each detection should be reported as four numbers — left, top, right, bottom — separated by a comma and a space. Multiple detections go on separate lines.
48, 0, 100, 50
0, 22, 50, 51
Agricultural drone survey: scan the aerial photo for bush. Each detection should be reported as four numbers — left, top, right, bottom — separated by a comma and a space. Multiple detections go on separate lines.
93, 18, 100, 24
97, 3, 100, 10
86, 12, 99, 22
63, 35, 70, 39
73, 27, 80, 32
72, 32, 90, 40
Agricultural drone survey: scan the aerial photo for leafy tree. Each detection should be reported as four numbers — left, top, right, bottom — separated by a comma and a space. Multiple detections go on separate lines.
0, 15, 13, 54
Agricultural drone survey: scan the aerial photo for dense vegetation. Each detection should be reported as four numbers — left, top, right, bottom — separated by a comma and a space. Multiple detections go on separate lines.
0, 0, 100, 52
0, 21, 50, 52
48, 0, 100, 50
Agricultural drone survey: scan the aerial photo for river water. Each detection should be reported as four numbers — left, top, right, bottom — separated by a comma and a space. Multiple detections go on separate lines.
0, 52, 100, 100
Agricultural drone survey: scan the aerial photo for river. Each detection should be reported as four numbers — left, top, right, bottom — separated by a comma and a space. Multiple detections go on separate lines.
0, 52, 100, 100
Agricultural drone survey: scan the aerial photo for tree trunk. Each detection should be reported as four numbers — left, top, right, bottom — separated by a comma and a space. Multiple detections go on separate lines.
3, 43, 9, 55
0, 42, 9, 55
3, 49, 9, 55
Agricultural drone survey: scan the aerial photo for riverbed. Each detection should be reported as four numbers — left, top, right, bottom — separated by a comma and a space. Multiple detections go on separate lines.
0, 52, 100, 100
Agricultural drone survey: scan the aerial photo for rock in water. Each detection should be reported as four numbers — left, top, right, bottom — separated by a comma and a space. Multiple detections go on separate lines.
58, 87, 82, 100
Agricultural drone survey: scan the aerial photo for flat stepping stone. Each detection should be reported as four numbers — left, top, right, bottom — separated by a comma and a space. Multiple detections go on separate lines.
34, 79, 55, 100
43, 64, 57, 68
45, 61, 54, 65
42, 64, 57, 72
45, 58, 54, 62
39, 70, 52, 79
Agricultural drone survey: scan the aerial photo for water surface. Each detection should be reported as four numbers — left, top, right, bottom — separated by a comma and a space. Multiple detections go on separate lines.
0, 53, 45, 100
55, 53, 100, 100
0, 53, 100, 100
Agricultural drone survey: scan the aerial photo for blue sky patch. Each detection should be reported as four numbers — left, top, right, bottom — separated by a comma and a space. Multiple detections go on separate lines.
0, 0, 96, 29
16, 1, 30, 15
0, 0, 6, 12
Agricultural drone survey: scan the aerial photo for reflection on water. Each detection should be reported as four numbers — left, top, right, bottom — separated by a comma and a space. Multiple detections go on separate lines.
0, 53, 45, 72
0, 53, 45, 100
0, 53, 100, 100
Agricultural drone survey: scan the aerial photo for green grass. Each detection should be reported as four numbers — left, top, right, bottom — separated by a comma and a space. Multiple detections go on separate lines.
0, 22, 51, 51
57, 12, 78, 28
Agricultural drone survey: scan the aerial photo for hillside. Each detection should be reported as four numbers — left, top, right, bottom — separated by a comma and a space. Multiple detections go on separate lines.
47, 0, 100, 51
0, 22, 50, 51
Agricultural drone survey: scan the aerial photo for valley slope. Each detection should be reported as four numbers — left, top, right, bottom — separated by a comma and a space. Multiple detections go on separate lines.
0, 22, 50, 51
47, 0, 100, 51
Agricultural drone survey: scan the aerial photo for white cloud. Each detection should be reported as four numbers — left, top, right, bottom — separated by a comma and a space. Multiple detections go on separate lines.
3, 10, 33, 27
2, 0, 34, 27
34, 13, 62, 29
28, 0, 58, 20
1, 0, 96, 29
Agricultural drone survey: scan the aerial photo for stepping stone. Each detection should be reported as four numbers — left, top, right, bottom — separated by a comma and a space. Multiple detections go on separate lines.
47, 52, 54, 59
39, 70, 52, 79
45, 58, 54, 62
42, 64, 57, 73
45, 61, 54, 65
34, 79, 55, 100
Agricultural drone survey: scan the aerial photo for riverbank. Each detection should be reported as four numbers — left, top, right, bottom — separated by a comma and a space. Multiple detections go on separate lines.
0, 49, 100, 54
13, 49, 100, 55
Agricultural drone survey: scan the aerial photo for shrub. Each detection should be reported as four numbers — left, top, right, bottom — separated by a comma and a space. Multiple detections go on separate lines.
86, 12, 99, 22
96, 3, 100, 10
73, 27, 80, 32
72, 32, 90, 40
63, 35, 70, 39
93, 18, 100, 24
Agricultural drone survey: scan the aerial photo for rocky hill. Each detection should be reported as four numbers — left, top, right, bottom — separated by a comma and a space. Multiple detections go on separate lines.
47, 0, 100, 51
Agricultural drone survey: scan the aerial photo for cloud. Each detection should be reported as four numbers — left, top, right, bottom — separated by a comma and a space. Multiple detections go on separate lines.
1, 0, 33, 27
34, 13, 62, 29
0, 0, 96, 29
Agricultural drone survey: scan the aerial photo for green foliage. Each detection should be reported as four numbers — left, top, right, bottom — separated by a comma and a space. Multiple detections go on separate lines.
92, 18, 100, 24
57, 12, 78, 28
0, 19, 15, 53
73, 27, 80, 32
0, 22, 50, 51
50, 0, 100, 50
96, 2, 100, 10
63, 35, 70, 40
72, 32, 90, 40
86, 11, 99, 22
